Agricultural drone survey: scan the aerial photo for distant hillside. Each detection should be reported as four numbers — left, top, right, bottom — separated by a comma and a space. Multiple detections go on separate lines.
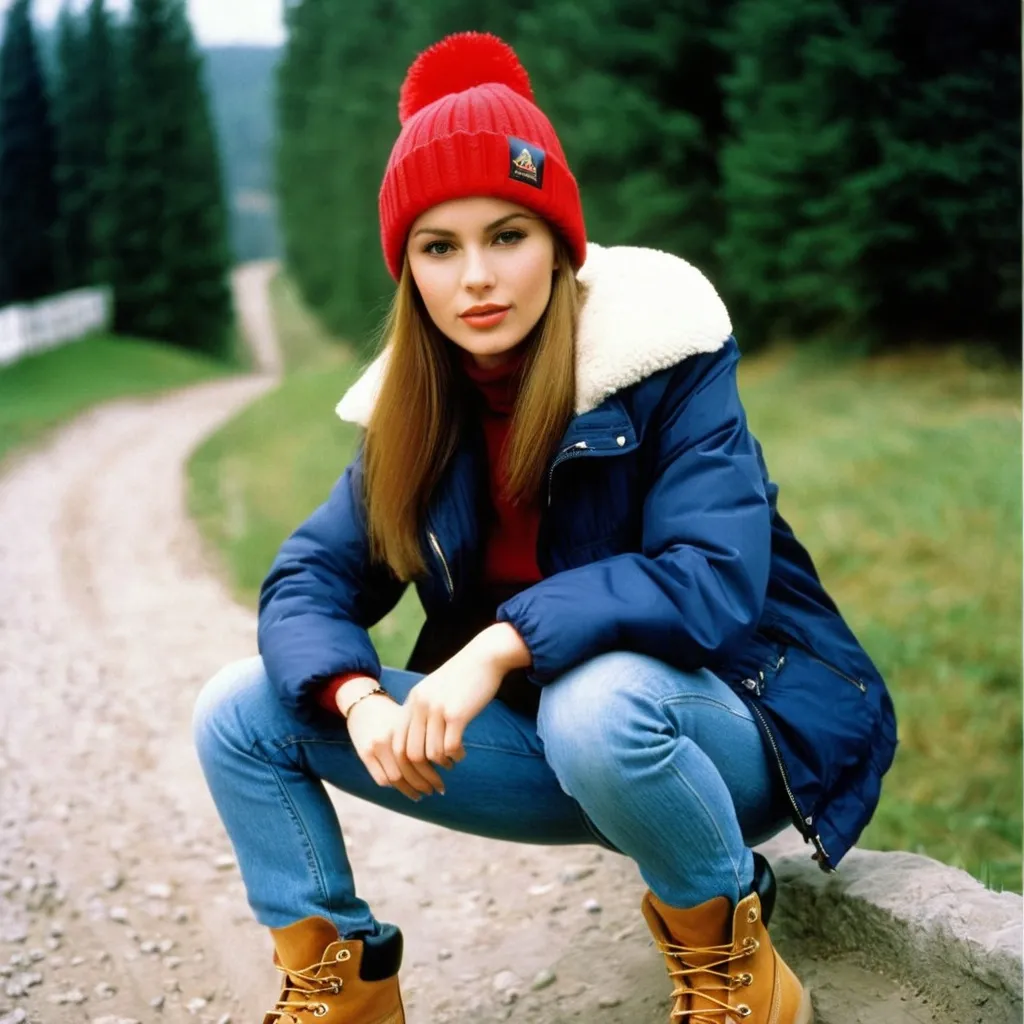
202, 45, 281, 263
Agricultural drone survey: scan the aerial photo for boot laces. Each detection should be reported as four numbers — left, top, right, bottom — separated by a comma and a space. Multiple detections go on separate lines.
655, 934, 758, 1022
265, 947, 351, 1022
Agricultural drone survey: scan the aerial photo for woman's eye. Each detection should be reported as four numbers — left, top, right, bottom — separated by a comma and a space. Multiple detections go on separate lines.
495, 229, 525, 245
424, 240, 453, 256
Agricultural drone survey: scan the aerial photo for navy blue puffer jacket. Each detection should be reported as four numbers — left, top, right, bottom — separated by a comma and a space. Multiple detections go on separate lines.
258, 243, 898, 871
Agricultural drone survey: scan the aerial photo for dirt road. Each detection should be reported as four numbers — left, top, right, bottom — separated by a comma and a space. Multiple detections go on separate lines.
0, 265, 939, 1024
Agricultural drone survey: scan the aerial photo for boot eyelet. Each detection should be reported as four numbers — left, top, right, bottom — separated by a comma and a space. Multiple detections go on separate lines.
312, 1004, 329, 1017
329, 977, 343, 994
747, 907, 759, 923
740, 972, 753, 986
742, 936, 759, 954
737, 1005, 752, 1017
335, 949, 351, 962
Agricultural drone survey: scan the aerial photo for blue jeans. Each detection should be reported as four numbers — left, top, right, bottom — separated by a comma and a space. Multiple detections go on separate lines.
193, 651, 789, 938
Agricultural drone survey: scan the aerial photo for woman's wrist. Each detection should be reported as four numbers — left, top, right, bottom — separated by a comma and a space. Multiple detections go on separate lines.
472, 622, 531, 672
336, 675, 382, 717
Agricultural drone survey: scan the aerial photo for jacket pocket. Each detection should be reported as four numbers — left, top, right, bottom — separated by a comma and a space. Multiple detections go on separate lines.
755, 644, 880, 813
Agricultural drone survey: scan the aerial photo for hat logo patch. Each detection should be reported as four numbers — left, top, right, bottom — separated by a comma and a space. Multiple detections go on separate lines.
508, 136, 545, 189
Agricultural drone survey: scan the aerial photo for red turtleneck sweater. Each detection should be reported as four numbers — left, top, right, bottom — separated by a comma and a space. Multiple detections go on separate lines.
318, 348, 542, 715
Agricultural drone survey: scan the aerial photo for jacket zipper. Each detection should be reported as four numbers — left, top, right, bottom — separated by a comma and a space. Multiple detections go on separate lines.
743, 694, 832, 869
807, 654, 867, 693
426, 529, 454, 601
546, 441, 589, 507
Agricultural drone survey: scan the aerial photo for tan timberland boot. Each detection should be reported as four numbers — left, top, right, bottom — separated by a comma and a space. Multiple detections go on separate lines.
641, 857, 812, 1024
263, 916, 405, 1024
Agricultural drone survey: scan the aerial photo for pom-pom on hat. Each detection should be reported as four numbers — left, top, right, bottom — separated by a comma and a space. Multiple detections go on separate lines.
379, 32, 587, 281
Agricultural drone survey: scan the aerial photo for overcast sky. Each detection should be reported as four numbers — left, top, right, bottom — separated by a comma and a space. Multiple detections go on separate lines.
22, 0, 285, 46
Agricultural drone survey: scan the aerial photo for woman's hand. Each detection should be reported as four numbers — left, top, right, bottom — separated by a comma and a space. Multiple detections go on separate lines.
345, 693, 446, 801
398, 623, 532, 771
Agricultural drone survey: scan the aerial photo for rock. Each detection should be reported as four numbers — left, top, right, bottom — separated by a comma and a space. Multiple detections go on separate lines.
94, 981, 116, 998
145, 883, 173, 900
212, 855, 235, 871
527, 883, 554, 896
163, 956, 182, 970
101, 871, 123, 892
598, 994, 622, 1008
149, 995, 165, 1010
45, 937, 61, 951
172, 906, 190, 924
49, 923, 64, 938
492, 970, 521, 993
4, 980, 25, 999
530, 968, 556, 991
49, 987, 86, 1004
70, 956, 85, 966
157, 939, 175, 954
436, 949, 453, 961
108, 906, 128, 923
0, 1008, 27, 1024
26, 950, 43, 963
583, 898, 602, 914
18, 973, 41, 988
185, 996, 207, 1014
613, 924, 636, 941
559, 865, 595, 884
215, 1015, 232, 1024
139, 940, 158, 954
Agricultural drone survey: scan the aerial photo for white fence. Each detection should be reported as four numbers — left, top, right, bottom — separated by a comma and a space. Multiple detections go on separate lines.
0, 286, 113, 368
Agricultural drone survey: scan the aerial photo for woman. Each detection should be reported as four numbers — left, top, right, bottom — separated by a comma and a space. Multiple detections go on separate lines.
194, 31, 897, 1024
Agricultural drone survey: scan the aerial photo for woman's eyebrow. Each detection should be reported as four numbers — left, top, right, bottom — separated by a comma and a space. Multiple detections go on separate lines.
412, 213, 536, 238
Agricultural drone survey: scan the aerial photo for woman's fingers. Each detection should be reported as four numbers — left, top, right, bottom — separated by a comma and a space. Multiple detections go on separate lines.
443, 717, 467, 763
424, 708, 450, 766
375, 746, 428, 801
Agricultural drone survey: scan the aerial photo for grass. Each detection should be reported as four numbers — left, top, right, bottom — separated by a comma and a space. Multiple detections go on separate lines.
0, 332, 233, 465
187, 274, 1022, 892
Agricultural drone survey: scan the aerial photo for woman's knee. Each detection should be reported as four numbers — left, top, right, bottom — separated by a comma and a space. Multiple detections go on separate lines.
537, 651, 692, 787
192, 655, 274, 760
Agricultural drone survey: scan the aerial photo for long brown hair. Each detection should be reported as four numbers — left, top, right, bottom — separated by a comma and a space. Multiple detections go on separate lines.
363, 234, 584, 581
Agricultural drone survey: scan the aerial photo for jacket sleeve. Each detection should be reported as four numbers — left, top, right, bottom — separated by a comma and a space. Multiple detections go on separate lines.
496, 344, 771, 682
257, 449, 407, 718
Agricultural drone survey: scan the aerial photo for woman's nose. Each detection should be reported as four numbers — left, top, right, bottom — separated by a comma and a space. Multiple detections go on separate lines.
461, 247, 496, 291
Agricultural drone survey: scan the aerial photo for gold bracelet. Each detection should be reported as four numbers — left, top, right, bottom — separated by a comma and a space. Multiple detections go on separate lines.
341, 684, 393, 719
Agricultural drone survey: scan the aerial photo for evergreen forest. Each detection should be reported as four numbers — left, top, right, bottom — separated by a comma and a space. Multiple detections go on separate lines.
276, 0, 1020, 357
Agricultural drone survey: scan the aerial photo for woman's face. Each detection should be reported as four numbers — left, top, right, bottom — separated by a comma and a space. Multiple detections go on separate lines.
406, 197, 558, 369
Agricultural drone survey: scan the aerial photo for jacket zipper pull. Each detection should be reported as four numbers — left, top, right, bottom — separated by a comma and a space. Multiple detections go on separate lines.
547, 441, 588, 507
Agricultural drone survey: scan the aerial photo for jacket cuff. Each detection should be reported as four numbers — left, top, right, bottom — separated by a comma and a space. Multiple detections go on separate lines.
316, 672, 375, 716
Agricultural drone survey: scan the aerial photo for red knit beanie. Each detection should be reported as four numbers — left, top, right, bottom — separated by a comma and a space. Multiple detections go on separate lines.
379, 32, 587, 281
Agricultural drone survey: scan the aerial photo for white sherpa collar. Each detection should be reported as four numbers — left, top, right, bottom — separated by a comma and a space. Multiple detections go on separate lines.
335, 242, 732, 426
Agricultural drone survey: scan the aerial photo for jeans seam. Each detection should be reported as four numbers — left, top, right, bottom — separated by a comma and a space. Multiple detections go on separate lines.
667, 759, 745, 898
268, 734, 548, 762
658, 693, 752, 721
251, 736, 337, 922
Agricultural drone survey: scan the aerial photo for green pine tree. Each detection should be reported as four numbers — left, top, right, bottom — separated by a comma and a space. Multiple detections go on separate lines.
0, 0, 60, 303
868, 0, 1020, 352
717, 0, 899, 348
519, 0, 733, 275
105, 0, 233, 354
53, 0, 118, 290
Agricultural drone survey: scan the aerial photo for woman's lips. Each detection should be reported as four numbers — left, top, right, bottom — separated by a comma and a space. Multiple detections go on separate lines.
460, 307, 510, 329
